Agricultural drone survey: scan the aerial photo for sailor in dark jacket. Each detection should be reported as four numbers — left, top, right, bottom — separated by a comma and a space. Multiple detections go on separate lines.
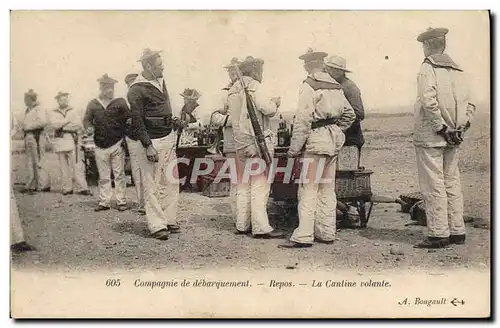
83, 74, 129, 212
127, 48, 181, 240
325, 55, 365, 169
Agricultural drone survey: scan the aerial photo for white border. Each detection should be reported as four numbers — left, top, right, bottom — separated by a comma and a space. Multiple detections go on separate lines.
3, 1, 497, 326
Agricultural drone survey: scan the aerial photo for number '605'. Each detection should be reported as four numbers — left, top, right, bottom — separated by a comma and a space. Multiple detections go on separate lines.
106, 279, 121, 287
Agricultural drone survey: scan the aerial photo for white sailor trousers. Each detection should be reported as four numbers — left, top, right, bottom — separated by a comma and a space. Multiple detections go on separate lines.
56, 147, 89, 193
126, 137, 146, 209
140, 134, 179, 234
415, 145, 465, 238
234, 150, 273, 235
24, 133, 50, 190
94, 139, 127, 207
10, 190, 25, 245
291, 153, 338, 244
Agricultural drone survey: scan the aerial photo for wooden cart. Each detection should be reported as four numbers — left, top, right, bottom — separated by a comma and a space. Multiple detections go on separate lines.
271, 147, 375, 228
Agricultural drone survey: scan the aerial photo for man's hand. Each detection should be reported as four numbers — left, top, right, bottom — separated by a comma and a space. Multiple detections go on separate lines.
85, 127, 94, 135
271, 97, 281, 108
287, 150, 299, 158
146, 145, 159, 162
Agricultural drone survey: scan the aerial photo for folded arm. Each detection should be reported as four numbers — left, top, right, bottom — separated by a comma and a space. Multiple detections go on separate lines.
336, 91, 356, 132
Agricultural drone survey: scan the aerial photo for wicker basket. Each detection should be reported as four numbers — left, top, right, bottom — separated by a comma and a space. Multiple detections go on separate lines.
335, 170, 374, 199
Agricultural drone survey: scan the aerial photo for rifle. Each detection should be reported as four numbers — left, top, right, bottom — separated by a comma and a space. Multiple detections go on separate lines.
233, 64, 272, 165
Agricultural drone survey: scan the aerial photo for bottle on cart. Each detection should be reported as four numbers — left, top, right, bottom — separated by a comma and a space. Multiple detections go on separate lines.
197, 123, 203, 146
277, 114, 286, 147
202, 127, 208, 146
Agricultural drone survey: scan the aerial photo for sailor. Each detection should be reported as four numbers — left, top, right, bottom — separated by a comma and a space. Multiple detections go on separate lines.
124, 73, 146, 215
83, 74, 129, 212
227, 55, 284, 238
50, 92, 92, 196
20, 89, 51, 194
11, 114, 36, 252
177, 88, 202, 148
210, 57, 240, 216
413, 27, 476, 248
279, 49, 355, 248
127, 48, 181, 240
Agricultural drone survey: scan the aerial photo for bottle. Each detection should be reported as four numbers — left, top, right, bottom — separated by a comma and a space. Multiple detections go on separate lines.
197, 123, 203, 146
278, 114, 285, 147
287, 115, 295, 147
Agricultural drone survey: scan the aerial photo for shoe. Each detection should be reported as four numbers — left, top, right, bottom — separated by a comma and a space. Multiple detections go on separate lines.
253, 230, 286, 239
151, 229, 169, 240
40, 187, 51, 192
11, 242, 37, 252
117, 204, 128, 212
314, 238, 334, 245
137, 208, 146, 215
20, 188, 36, 194
234, 229, 251, 235
77, 190, 93, 196
414, 237, 450, 249
94, 205, 110, 212
278, 240, 313, 248
167, 224, 181, 234
62, 190, 74, 196
450, 234, 466, 245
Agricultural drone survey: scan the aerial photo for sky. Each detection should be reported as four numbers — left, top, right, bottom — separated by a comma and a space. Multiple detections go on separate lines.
10, 10, 490, 123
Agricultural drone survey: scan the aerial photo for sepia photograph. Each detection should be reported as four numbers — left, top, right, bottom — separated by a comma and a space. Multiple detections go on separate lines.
9, 9, 491, 318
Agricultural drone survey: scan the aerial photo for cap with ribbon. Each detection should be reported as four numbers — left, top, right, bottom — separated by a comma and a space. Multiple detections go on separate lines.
137, 48, 162, 62
24, 89, 37, 100
299, 48, 328, 62
224, 57, 241, 69
97, 73, 118, 85
324, 55, 352, 73
179, 88, 202, 100
54, 91, 70, 99
417, 27, 449, 43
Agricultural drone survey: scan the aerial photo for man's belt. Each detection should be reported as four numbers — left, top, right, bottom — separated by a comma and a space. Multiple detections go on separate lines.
144, 116, 172, 129
24, 128, 44, 160
55, 129, 79, 161
311, 117, 339, 130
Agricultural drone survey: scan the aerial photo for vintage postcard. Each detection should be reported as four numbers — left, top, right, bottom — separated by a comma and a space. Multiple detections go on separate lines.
9, 10, 491, 318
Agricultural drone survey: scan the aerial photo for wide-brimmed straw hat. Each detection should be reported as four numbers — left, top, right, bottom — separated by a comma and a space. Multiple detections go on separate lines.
324, 55, 352, 73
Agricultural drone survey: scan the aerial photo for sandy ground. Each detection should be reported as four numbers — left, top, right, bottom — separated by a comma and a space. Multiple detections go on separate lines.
10, 114, 490, 272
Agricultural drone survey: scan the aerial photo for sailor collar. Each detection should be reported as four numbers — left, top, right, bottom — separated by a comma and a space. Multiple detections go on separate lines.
129, 73, 165, 93
53, 106, 73, 117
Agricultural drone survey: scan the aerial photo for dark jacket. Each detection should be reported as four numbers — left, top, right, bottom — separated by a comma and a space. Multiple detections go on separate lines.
83, 98, 128, 149
339, 77, 365, 148
127, 75, 174, 148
